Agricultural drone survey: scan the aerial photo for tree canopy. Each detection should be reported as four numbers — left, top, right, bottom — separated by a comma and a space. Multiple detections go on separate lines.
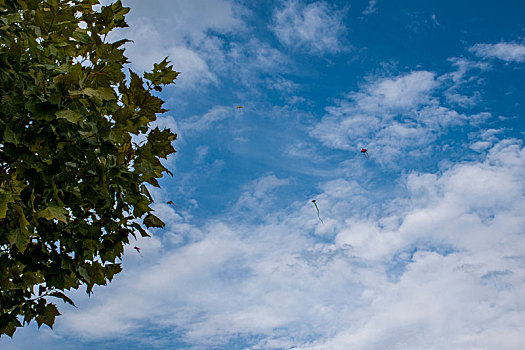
0, 0, 179, 337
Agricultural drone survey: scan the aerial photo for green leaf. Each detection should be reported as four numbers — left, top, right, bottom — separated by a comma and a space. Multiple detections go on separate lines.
144, 57, 180, 86
3, 126, 19, 145
146, 127, 177, 159
0, 201, 7, 219
72, 28, 91, 44
143, 213, 165, 228
104, 263, 122, 281
78, 266, 90, 284
112, 0, 130, 21
14, 204, 30, 232
6, 228, 30, 253
87, 262, 106, 285
0, 192, 15, 218
49, 291, 76, 307
132, 222, 150, 237
0, 317, 21, 338
56, 109, 83, 123
37, 205, 68, 223
80, 87, 116, 101
35, 304, 61, 329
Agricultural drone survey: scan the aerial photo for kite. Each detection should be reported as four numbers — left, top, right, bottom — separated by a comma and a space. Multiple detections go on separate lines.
167, 200, 180, 209
236, 105, 243, 111
361, 148, 370, 159
311, 200, 324, 223
133, 246, 142, 256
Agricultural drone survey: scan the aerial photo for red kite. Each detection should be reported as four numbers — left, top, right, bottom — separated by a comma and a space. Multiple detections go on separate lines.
167, 201, 180, 209
361, 148, 369, 159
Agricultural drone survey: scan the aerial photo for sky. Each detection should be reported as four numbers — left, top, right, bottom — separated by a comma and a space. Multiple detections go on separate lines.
3, 0, 525, 349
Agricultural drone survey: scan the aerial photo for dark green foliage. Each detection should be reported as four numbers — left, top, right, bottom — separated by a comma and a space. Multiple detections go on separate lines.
0, 0, 179, 336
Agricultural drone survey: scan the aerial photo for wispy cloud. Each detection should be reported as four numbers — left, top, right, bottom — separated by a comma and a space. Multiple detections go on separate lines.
470, 42, 525, 63
271, 0, 348, 55
220, 38, 289, 88
234, 175, 291, 217
179, 105, 235, 134
363, 0, 377, 15
440, 57, 489, 107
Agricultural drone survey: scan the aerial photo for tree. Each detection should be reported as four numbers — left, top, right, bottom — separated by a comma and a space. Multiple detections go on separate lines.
0, 0, 179, 337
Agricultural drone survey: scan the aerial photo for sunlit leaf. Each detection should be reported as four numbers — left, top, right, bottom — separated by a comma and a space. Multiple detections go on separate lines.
37, 205, 68, 223
56, 109, 83, 123
143, 213, 165, 228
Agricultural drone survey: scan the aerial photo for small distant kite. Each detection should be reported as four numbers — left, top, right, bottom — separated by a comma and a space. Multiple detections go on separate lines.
133, 246, 142, 256
311, 200, 324, 223
167, 200, 180, 208
361, 148, 370, 159
236, 105, 243, 111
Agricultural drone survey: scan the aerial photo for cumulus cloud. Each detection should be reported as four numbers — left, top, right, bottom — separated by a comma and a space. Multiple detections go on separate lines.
309, 70, 476, 164
37, 140, 525, 350
469, 128, 504, 152
470, 42, 525, 63
353, 71, 438, 112
113, 0, 291, 92
272, 0, 348, 54
109, 0, 243, 88
301, 140, 525, 349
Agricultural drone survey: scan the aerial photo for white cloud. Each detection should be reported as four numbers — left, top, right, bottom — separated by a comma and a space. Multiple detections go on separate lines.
193, 145, 209, 164
363, 0, 377, 15
284, 141, 322, 161
431, 12, 440, 26
119, 18, 217, 88
235, 175, 291, 215
309, 70, 475, 163
179, 105, 235, 134
101, 1, 294, 94
469, 128, 504, 152
38, 140, 525, 349
470, 42, 525, 63
222, 39, 289, 87
108, 0, 244, 88
272, 0, 347, 54
353, 71, 438, 113
299, 140, 525, 349
441, 57, 490, 107
167, 46, 218, 85
113, 0, 291, 92
122, 0, 243, 42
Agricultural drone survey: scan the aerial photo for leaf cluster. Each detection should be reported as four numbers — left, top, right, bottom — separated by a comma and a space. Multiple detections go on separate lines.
0, 0, 179, 336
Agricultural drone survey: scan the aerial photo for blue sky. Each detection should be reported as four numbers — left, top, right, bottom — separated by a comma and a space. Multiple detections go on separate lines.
3, 0, 525, 349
